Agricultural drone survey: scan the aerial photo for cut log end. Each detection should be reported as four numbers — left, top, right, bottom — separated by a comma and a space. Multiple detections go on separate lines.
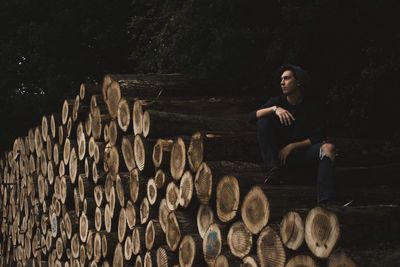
227, 221, 253, 259
280, 211, 305, 251
286, 255, 318, 267
256, 226, 286, 267
194, 162, 212, 205
170, 137, 186, 180
305, 206, 340, 259
241, 186, 270, 234
216, 175, 239, 223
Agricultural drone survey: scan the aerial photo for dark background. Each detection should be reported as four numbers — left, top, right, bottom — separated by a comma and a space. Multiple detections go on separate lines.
1, 0, 399, 152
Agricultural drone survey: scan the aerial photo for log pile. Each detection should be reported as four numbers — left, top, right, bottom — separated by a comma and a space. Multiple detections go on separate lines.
1, 73, 399, 267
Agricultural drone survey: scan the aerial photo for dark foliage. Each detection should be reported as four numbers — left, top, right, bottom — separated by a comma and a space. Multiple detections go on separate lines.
0, 0, 399, 151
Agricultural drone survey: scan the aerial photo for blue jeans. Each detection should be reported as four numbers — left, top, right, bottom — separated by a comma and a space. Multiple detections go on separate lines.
256, 116, 335, 202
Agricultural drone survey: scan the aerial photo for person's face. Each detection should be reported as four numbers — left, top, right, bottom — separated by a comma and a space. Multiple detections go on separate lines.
280, 70, 299, 95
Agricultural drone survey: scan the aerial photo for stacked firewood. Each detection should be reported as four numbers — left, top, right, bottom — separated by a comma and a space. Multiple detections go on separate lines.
1, 74, 399, 267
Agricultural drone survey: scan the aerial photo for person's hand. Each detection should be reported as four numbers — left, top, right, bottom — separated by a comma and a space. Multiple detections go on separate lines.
279, 143, 294, 165
275, 107, 295, 126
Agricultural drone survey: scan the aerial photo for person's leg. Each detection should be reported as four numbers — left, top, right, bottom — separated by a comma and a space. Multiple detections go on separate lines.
317, 143, 336, 203
256, 116, 281, 171
286, 142, 336, 202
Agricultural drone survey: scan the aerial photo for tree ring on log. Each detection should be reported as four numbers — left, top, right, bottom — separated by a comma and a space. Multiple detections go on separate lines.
179, 170, 194, 208
194, 162, 212, 204
280, 211, 304, 251
305, 206, 340, 259
216, 175, 239, 222
133, 100, 143, 136
256, 226, 286, 267
117, 98, 130, 132
203, 223, 222, 265
241, 186, 269, 234
170, 137, 186, 181
187, 132, 203, 173
227, 221, 253, 259
197, 204, 214, 238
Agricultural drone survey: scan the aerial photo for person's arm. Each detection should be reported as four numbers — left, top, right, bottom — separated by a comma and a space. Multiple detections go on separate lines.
248, 97, 278, 124
279, 139, 312, 165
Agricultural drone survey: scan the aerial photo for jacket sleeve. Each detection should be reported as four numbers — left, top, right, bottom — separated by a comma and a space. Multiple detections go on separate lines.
248, 97, 279, 125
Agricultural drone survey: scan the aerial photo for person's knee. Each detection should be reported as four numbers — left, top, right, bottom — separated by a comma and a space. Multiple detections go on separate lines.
321, 143, 336, 161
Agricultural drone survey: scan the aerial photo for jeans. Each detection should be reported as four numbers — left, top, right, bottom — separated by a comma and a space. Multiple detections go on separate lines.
256, 116, 335, 202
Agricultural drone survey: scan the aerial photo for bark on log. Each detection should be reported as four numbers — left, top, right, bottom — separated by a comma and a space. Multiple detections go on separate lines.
187, 132, 261, 173
141, 110, 251, 139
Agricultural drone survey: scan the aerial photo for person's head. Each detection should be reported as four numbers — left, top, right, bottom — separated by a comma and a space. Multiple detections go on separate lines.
279, 64, 310, 96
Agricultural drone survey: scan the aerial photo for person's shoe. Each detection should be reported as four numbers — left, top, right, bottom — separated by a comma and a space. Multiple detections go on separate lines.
264, 166, 281, 184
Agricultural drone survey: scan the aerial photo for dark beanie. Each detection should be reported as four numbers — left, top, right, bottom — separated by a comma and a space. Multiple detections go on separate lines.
279, 64, 310, 88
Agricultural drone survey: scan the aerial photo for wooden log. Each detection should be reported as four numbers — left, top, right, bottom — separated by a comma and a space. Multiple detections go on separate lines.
125, 200, 138, 230
53, 143, 62, 167
327, 250, 357, 267
214, 253, 242, 267
117, 208, 127, 243
157, 245, 177, 267
86, 113, 93, 137
92, 162, 106, 184
134, 255, 143, 267
140, 197, 157, 225
178, 170, 195, 209
227, 221, 253, 259
158, 198, 171, 233
170, 137, 187, 181
256, 226, 286, 267
152, 139, 173, 170
93, 232, 102, 263
194, 162, 212, 205
145, 220, 165, 250
129, 169, 147, 204
86, 230, 94, 261
243, 255, 259, 267
131, 226, 146, 256
279, 211, 304, 251
241, 186, 270, 235
68, 148, 84, 184
62, 100, 74, 126
34, 127, 43, 157
187, 132, 261, 173
141, 110, 251, 139
166, 182, 180, 211
197, 204, 215, 239
133, 135, 155, 175
144, 250, 157, 267
138, 96, 259, 117
154, 169, 172, 190
117, 98, 131, 133
216, 175, 240, 223
146, 178, 158, 206
102, 232, 119, 260
51, 114, 62, 140
80, 82, 102, 103
94, 185, 104, 207
103, 145, 121, 178
178, 234, 203, 267
46, 135, 53, 161
121, 135, 136, 172
285, 255, 319, 267
202, 223, 224, 266
124, 235, 133, 261
108, 120, 123, 147
115, 172, 130, 207
95, 207, 104, 231
58, 125, 67, 146
132, 100, 143, 136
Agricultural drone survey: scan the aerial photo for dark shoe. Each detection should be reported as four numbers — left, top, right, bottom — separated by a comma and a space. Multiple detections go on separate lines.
264, 166, 281, 184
